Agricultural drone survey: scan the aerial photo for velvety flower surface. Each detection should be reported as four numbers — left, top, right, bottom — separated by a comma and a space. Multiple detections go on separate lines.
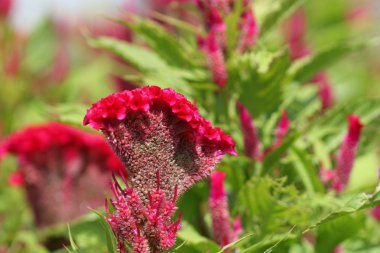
0, 123, 124, 227
84, 86, 236, 202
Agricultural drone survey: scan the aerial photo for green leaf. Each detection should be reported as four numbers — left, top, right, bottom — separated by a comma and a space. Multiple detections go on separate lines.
237, 177, 310, 237
88, 36, 169, 72
177, 222, 221, 253
304, 184, 380, 234
120, 15, 193, 67
259, 0, 306, 37
91, 209, 118, 253
288, 37, 380, 83
231, 49, 291, 117
66, 225, 81, 253
315, 214, 364, 253
262, 131, 299, 175
217, 234, 254, 253
288, 146, 325, 193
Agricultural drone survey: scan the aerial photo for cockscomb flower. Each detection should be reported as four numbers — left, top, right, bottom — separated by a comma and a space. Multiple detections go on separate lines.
236, 101, 261, 161
106, 172, 181, 253
207, 31, 228, 87
335, 115, 363, 189
237, 10, 259, 53
0, 123, 124, 227
209, 171, 234, 247
84, 86, 236, 202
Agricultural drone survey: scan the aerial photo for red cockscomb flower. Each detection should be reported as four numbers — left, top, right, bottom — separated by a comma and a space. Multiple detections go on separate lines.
84, 86, 236, 200
0, 123, 124, 227
84, 86, 235, 252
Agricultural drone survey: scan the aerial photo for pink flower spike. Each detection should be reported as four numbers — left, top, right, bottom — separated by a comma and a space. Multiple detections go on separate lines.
335, 115, 363, 189
283, 8, 310, 61
209, 171, 233, 247
0, 0, 12, 19
238, 10, 259, 53
311, 72, 334, 111
274, 110, 290, 147
319, 169, 336, 184
372, 206, 380, 221
84, 86, 235, 201
209, 8, 226, 48
207, 31, 228, 87
236, 101, 261, 160
232, 216, 243, 240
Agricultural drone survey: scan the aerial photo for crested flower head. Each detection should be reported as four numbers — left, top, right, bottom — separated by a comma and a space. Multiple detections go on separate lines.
84, 86, 236, 201
0, 123, 124, 227
335, 115, 363, 189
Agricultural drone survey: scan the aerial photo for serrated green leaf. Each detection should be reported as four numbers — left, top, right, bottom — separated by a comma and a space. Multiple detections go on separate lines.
217, 234, 254, 253
288, 37, 380, 83
120, 15, 192, 67
91, 209, 118, 253
177, 222, 221, 253
304, 184, 380, 233
259, 0, 306, 37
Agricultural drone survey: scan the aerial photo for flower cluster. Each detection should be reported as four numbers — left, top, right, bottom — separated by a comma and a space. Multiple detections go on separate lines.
107, 172, 181, 253
195, 0, 259, 87
84, 86, 236, 251
84, 86, 235, 201
0, 123, 124, 227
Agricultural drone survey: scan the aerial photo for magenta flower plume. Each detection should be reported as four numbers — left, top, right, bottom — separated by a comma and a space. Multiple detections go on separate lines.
0, 0, 12, 19
335, 115, 363, 189
106, 172, 181, 253
84, 86, 236, 201
372, 206, 380, 221
238, 10, 259, 53
236, 101, 261, 160
273, 110, 290, 147
284, 8, 310, 61
0, 123, 124, 227
207, 30, 228, 87
311, 72, 334, 111
209, 8, 227, 48
209, 171, 234, 247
